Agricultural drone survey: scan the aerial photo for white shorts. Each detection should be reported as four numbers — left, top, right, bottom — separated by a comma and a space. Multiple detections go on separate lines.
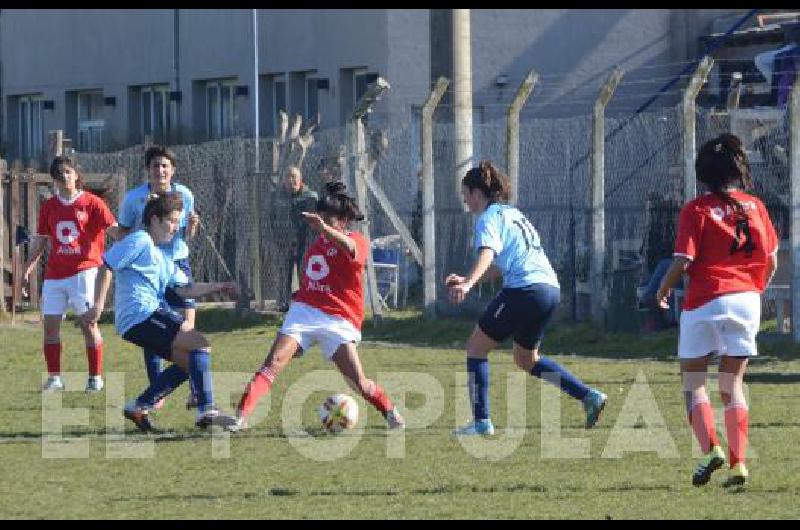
280, 301, 361, 360
678, 291, 761, 359
41, 268, 98, 316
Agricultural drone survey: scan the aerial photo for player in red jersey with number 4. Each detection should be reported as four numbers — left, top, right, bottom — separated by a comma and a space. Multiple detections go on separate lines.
23, 155, 120, 393
228, 181, 405, 432
657, 134, 778, 488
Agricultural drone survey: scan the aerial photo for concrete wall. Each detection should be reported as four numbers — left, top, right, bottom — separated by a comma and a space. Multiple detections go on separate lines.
0, 8, 394, 156
385, 9, 430, 126
466, 10, 677, 119
0, 8, 752, 160
260, 9, 389, 128
1, 9, 176, 154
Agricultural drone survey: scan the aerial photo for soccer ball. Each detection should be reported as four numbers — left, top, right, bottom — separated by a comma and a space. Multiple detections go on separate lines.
319, 393, 359, 433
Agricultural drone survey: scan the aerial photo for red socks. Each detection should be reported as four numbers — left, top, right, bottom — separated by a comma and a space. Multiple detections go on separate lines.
86, 343, 103, 376
688, 400, 720, 453
44, 342, 104, 377
724, 404, 749, 467
688, 398, 750, 467
237, 367, 277, 418
363, 383, 393, 416
43, 343, 62, 376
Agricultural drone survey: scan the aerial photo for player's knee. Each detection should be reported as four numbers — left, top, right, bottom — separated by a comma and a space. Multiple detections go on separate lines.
261, 358, 283, 376
357, 378, 375, 397
77, 318, 96, 333
513, 353, 532, 372
513, 348, 538, 372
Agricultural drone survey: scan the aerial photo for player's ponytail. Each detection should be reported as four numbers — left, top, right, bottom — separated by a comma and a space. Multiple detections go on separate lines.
462, 160, 511, 203
696, 133, 755, 256
316, 181, 364, 222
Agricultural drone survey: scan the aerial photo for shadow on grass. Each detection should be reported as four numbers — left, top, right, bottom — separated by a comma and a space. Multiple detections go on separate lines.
84, 307, 281, 334
113, 481, 588, 503
364, 311, 800, 362
744, 372, 800, 384
194, 308, 283, 333
363, 313, 679, 361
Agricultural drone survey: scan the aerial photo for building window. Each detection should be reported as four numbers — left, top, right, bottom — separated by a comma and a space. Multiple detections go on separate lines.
206, 79, 237, 139
273, 76, 287, 136
306, 77, 319, 125
77, 90, 104, 152
340, 67, 378, 124
18, 95, 44, 160
354, 71, 379, 109
140, 85, 170, 144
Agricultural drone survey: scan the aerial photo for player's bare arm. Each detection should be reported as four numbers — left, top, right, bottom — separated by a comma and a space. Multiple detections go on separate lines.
173, 281, 237, 299
656, 255, 691, 309
185, 211, 200, 241
301, 212, 357, 258
116, 225, 133, 239
447, 247, 495, 304
105, 223, 122, 241
22, 235, 50, 283
765, 251, 778, 288
82, 265, 113, 326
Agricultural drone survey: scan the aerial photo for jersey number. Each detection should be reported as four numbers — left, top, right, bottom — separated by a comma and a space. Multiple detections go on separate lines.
512, 217, 539, 251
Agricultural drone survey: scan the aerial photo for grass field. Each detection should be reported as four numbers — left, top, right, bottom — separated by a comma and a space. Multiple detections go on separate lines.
0, 310, 798, 519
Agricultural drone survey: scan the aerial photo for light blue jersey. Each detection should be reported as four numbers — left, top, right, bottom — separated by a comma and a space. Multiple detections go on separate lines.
103, 231, 188, 335
474, 203, 559, 289
119, 182, 195, 261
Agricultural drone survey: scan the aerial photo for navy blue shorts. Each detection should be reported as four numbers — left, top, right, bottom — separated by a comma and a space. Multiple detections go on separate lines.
122, 308, 184, 360
165, 258, 196, 310
478, 284, 560, 350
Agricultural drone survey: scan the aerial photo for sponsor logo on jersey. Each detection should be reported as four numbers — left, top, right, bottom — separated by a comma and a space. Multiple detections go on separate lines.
306, 255, 330, 281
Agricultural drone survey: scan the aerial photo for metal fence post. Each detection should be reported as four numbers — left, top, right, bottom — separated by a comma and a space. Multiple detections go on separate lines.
506, 71, 537, 206
422, 77, 449, 318
590, 68, 623, 324
789, 74, 800, 341
0, 159, 6, 318
349, 78, 390, 321
682, 56, 714, 202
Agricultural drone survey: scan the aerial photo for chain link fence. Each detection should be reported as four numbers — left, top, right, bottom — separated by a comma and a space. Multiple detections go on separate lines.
72, 101, 793, 329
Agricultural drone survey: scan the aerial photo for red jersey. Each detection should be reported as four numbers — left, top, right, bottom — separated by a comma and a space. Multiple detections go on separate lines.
293, 230, 369, 329
37, 191, 116, 280
674, 191, 778, 311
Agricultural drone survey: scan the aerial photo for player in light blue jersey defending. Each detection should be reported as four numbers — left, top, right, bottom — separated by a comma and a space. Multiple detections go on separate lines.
83, 193, 237, 431
446, 161, 607, 436
118, 145, 200, 409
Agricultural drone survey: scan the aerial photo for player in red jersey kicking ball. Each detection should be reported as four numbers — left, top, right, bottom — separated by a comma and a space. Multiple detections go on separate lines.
229, 181, 405, 432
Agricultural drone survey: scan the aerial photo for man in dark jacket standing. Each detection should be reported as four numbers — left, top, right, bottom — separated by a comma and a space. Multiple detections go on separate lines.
281, 166, 318, 310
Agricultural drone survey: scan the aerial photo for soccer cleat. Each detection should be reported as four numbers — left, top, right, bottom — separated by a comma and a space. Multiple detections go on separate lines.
195, 408, 239, 429
692, 445, 727, 487
723, 463, 749, 488
385, 407, 406, 430
85, 375, 104, 393
453, 419, 495, 436
185, 393, 199, 410
224, 415, 249, 433
123, 402, 157, 433
583, 389, 608, 429
42, 376, 65, 392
